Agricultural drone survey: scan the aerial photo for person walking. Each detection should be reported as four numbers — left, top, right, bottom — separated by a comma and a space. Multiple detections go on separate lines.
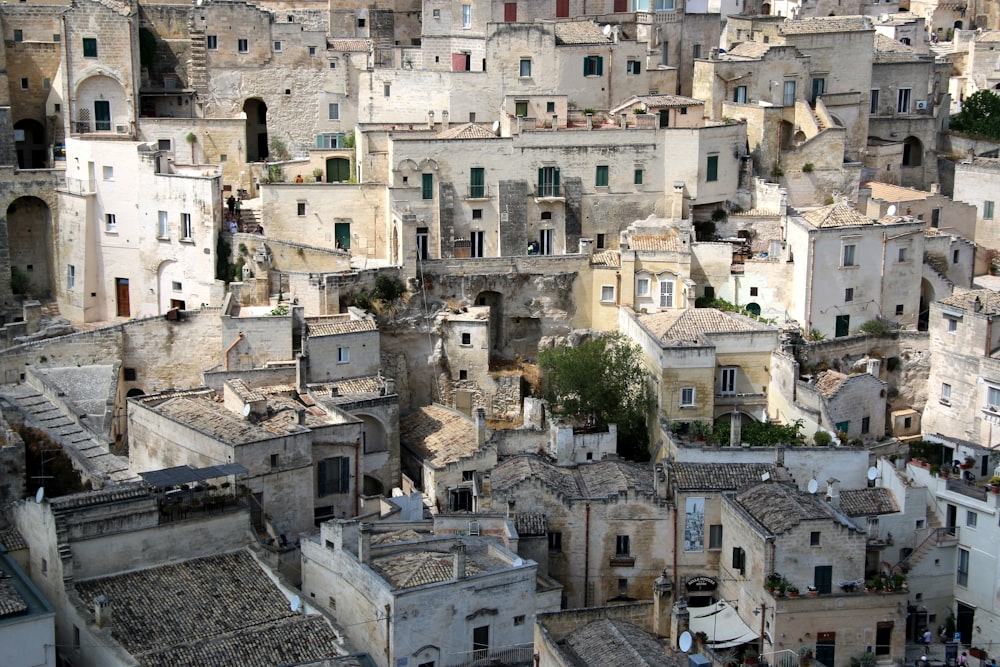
924, 629, 933, 646
227, 194, 236, 217
235, 197, 242, 221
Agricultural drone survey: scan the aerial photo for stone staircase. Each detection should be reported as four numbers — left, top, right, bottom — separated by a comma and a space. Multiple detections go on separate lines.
239, 206, 262, 232
188, 22, 208, 98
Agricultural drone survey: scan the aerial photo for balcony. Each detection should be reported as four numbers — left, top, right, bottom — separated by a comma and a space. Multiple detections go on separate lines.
73, 119, 135, 138
534, 185, 563, 201
445, 643, 533, 667
714, 392, 766, 407
609, 553, 635, 567
635, 10, 680, 23
465, 184, 491, 199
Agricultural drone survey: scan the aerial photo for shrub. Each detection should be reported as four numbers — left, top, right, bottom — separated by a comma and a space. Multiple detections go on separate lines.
802, 162, 814, 173
858, 319, 894, 336
814, 431, 833, 447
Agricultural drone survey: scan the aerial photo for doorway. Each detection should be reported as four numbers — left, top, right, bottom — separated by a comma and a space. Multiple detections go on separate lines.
835, 314, 850, 337
326, 157, 350, 183
243, 98, 269, 161
875, 622, 893, 656
115, 278, 130, 317
957, 602, 975, 644
94, 100, 111, 131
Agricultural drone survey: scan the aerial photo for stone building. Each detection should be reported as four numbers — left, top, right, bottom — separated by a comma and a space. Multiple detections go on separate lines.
485, 455, 672, 609
952, 158, 1000, 255
0, 543, 55, 667
768, 366, 889, 442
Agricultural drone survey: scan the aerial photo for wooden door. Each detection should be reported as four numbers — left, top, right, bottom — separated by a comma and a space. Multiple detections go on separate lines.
115, 278, 130, 317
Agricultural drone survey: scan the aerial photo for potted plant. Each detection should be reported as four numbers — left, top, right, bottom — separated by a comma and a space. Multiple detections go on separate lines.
787, 585, 800, 597
313, 168, 324, 182
961, 455, 975, 470
806, 585, 819, 597
989, 476, 1000, 492
744, 648, 759, 665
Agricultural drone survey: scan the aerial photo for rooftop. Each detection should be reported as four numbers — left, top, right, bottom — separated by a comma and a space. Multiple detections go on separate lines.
864, 181, 933, 202
327, 38, 373, 52
776, 16, 873, 35
874, 33, 924, 62
799, 202, 874, 228
734, 483, 855, 535
671, 463, 778, 491
438, 123, 499, 139
399, 404, 479, 467
639, 308, 774, 346
839, 487, 900, 516
371, 541, 510, 590
554, 21, 612, 45
307, 316, 378, 337
627, 232, 686, 252
74, 550, 342, 665
561, 619, 678, 667
592, 249, 622, 267
939, 288, 1000, 315
490, 456, 654, 501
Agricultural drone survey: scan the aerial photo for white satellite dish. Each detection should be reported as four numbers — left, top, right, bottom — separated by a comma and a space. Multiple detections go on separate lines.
602, 24, 613, 37
491, 120, 500, 133
290, 595, 301, 613
243, 403, 251, 417
761, 472, 771, 482
807, 479, 819, 494
679, 631, 693, 652
867, 466, 879, 481
887, 204, 897, 216
35, 487, 44, 504
880, 13, 889, 22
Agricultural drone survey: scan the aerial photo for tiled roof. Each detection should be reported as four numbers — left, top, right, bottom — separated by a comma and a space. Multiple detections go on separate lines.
777, 16, 872, 34
92, 0, 134, 17
372, 541, 506, 589
227, 378, 265, 403
562, 619, 678, 667
671, 463, 777, 491
328, 39, 372, 52
977, 31, 1000, 43
726, 42, 771, 58
400, 405, 478, 467
865, 181, 932, 202
735, 483, 843, 534
874, 33, 921, 62
554, 21, 611, 45
840, 487, 900, 516
814, 371, 849, 398
513, 512, 547, 537
372, 528, 427, 545
592, 249, 621, 267
311, 376, 387, 401
0, 527, 27, 552
308, 317, 377, 337
640, 309, 774, 345
800, 202, 874, 228
939, 288, 1000, 315
490, 456, 653, 500
629, 233, 685, 252
75, 550, 342, 664
438, 123, 498, 139
637, 94, 702, 108
152, 394, 321, 444
0, 578, 27, 618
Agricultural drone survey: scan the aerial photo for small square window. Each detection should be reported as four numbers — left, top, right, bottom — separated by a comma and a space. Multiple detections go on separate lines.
547, 101, 556, 113
898, 247, 908, 262
103, 165, 114, 180
472, 209, 483, 219
810, 531, 821, 546
20, 78, 28, 90
461, 332, 472, 345
13, 29, 22, 42
273, 41, 282, 52
634, 168, 643, 185
680, 387, 695, 407
596, 165, 609, 187
941, 382, 952, 403
329, 61, 336, 68
171, 281, 182, 291
158, 139, 172, 151
597, 233, 606, 249
358, 17, 366, 27
514, 615, 525, 626
618, 578, 629, 594
338, 347, 349, 363
750, 286, 758, 296
270, 453, 279, 468
309, 46, 317, 56
459, 370, 468, 380
967, 510, 978, 528
43, 78, 50, 90
601, 285, 615, 302
297, 202, 306, 216
433, 8, 441, 17
895, 304, 904, 315
207, 35, 218, 50
238, 38, 249, 54
220, 154, 227, 162
105, 213, 117, 232
519, 59, 532, 77
83, 37, 98, 58
845, 287, 854, 302
384, 83, 391, 97
627, 60, 641, 74
328, 103, 340, 120
637, 277, 650, 297
948, 317, 958, 333
123, 367, 137, 381
54, 104, 61, 113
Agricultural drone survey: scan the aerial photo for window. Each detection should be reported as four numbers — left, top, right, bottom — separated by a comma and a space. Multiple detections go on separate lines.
706, 155, 719, 182
548, 531, 562, 552
896, 304, 904, 316
985, 200, 995, 220
845, 287, 854, 302
538, 166, 560, 197
941, 382, 952, 404
270, 453, 279, 468
318, 456, 350, 495
105, 214, 117, 232
171, 281, 182, 291
357, 18, 366, 27
967, 510, 978, 528
870, 89, 879, 114
597, 233, 606, 249
273, 40, 282, 52
459, 370, 468, 380
583, 55, 604, 77
470, 167, 485, 197
627, 60, 641, 74
811, 77, 826, 102
783, 80, 796, 107
680, 387, 695, 407
338, 347, 350, 363
103, 165, 114, 180
297, 202, 306, 216
83, 37, 98, 58
13, 29, 22, 42
67, 264, 75, 290
545, 102, 555, 113
515, 100, 528, 117
750, 286, 759, 296
43, 78, 50, 90
720, 367, 736, 395
433, 8, 441, 18
932, 208, 941, 228
842, 243, 856, 267
158, 211, 168, 238
734, 86, 747, 104
898, 247, 908, 262
861, 416, 870, 434
309, 46, 316, 56
953, 249, 960, 265
659, 279, 674, 308
601, 285, 615, 302
462, 4, 472, 28
472, 209, 483, 219
634, 168, 643, 185
207, 35, 218, 50
181, 213, 192, 239
384, 83, 391, 97
957, 547, 969, 587
693, 43, 702, 59
709, 524, 723, 549
615, 535, 630, 556
20, 78, 28, 90
732, 546, 746, 575
328, 103, 340, 120
948, 317, 958, 333
514, 615, 525, 626
988, 385, 1000, 410
596, 165, 609, 187
637, 277, 650, 297
238, 38, 249, 54
422, 173, 433, 199
158, 139, 172, 151
461, 332, 472, 346
897, 88, 911, 114
519, 59, 531, 77
471, 231, 484, 257
835, 420, 849, 434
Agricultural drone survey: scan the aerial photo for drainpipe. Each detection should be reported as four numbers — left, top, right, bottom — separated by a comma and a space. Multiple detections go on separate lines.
584, 503, 591, 606
354, 438, 361, 516
805, 236, 815, 332
62, 16, 73, 135
672, 497, 679, 596
225, 332, 245, 371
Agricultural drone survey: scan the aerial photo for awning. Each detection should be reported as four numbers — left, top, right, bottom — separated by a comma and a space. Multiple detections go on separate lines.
688, 601, 759, 649
139, 463, 248, 489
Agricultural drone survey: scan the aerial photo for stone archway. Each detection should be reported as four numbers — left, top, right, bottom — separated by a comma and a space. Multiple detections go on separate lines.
244, 98, 269, 162
157, 260, 186, 314
902, 136, 923, 167
919, 278, 935, 331
14, 119, 47, 169
75, 74, 129, 133
7, 196, 53, 298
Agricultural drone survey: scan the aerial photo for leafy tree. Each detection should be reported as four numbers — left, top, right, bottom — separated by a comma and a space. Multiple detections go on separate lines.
950, 90, 1000, 141
539, 331, 654, 460
711, 418, 805, 447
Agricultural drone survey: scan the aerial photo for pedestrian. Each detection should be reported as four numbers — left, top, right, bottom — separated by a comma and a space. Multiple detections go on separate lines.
924, 629, 933, 646
227, 194, 236, 216
960, 652, 969, 667
255, 224, 264, 235
235, 197, 242, 220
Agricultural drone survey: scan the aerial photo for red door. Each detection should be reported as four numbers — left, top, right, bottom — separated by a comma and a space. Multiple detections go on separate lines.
116, 278, 130, 317
504, 2, 517, 21
556, 0, 569, 17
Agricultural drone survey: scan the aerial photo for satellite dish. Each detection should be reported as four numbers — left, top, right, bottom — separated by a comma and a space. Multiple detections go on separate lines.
867, 466, 879, 481
491, 120, 500, 133
807, 479, 819, 494
880, 13, 889, 22
602, 24, 613, 37
887, 204, 897, 216
290, 595, 301, 613
35, 487, 44, 504
761, 472, 771, 482
679, 631, 693, 652
513, 557, 524, 566
243, 403, 251, 417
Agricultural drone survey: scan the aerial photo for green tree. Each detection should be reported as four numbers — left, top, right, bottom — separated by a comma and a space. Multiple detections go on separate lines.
950, 90, 1000, 141
539, 331, 654, 460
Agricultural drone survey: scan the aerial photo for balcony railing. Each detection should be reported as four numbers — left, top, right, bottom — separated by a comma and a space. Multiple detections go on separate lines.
445, 643, 534, 667
61, 177, 96, 195
535, 184, 562, 199
466, 184, 490, 199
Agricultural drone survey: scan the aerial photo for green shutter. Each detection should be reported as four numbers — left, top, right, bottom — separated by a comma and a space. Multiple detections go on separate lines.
583, 58, 589, 76
553, 168, 560, 190
339, 457, 351, 493
707, 155, 718, 182
597, 56, 604, 76
317, 460, 328, 496
538, 168, 544, 189
422, 173, 433, 199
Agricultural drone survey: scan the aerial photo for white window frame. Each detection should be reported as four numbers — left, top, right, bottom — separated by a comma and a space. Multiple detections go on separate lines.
328, 103, 340, 121
600, 285, 615, 303
985, 200, 995, 220
102, 165, 114, 180
941, 382, 952, 405
273, 40, 282, 52
720, 367, 737, 396
897, 87, 911, 114
238, 38, 249, 54
659, 279, 674, 308
181, 212, 192, 240
158, 210, 169, 239
206, 35, 218, 50
67, 264, 75, 290
636, 277, 650, 297
842, 243, 856, 267
338, 347, 350, 364
947, 317, 958, 334
734, 85, 747, 104
462, 4, 472, 28
519, 58, 531, 77
988, 385, 1000, 411
105, 213, 117, 232
680, 386, 695, 407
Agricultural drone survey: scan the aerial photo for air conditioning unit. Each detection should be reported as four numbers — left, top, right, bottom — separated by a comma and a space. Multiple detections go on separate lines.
115, 124, 129, 133
915, 100, 929, 111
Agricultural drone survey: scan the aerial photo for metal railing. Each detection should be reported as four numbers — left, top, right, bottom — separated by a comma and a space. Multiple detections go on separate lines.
445, 643, 534, 667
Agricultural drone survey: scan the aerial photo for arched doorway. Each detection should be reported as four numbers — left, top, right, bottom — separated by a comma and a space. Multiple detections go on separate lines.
954, 20, 963, 29
126, 388, 145, 398
243, 98, 269, 161
919, 278, 935, 331
902, 136, 923, 167
7, 196, 53, 297
14, 119, 46, 168
157, 260, 186, 314
326, 157, 350, 183
761, 2, 771, 13
75, 74, 128, 133
746, 302, 761, 317
475, 290, 504, 355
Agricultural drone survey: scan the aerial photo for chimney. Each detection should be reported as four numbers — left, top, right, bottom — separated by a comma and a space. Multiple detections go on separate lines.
427, 110, 435, 129
475, 407, 487, 446
442, 110, 449, 132
710, 47, 719, 59
94, 595, 112, 629
579, 238, 594, 257
482, 471, 491, 498
297, 408, 307, 426
930, 183, 940, 194
826, 478, 840, 509
359, 523, 372, 565
452, 542, 467, 580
